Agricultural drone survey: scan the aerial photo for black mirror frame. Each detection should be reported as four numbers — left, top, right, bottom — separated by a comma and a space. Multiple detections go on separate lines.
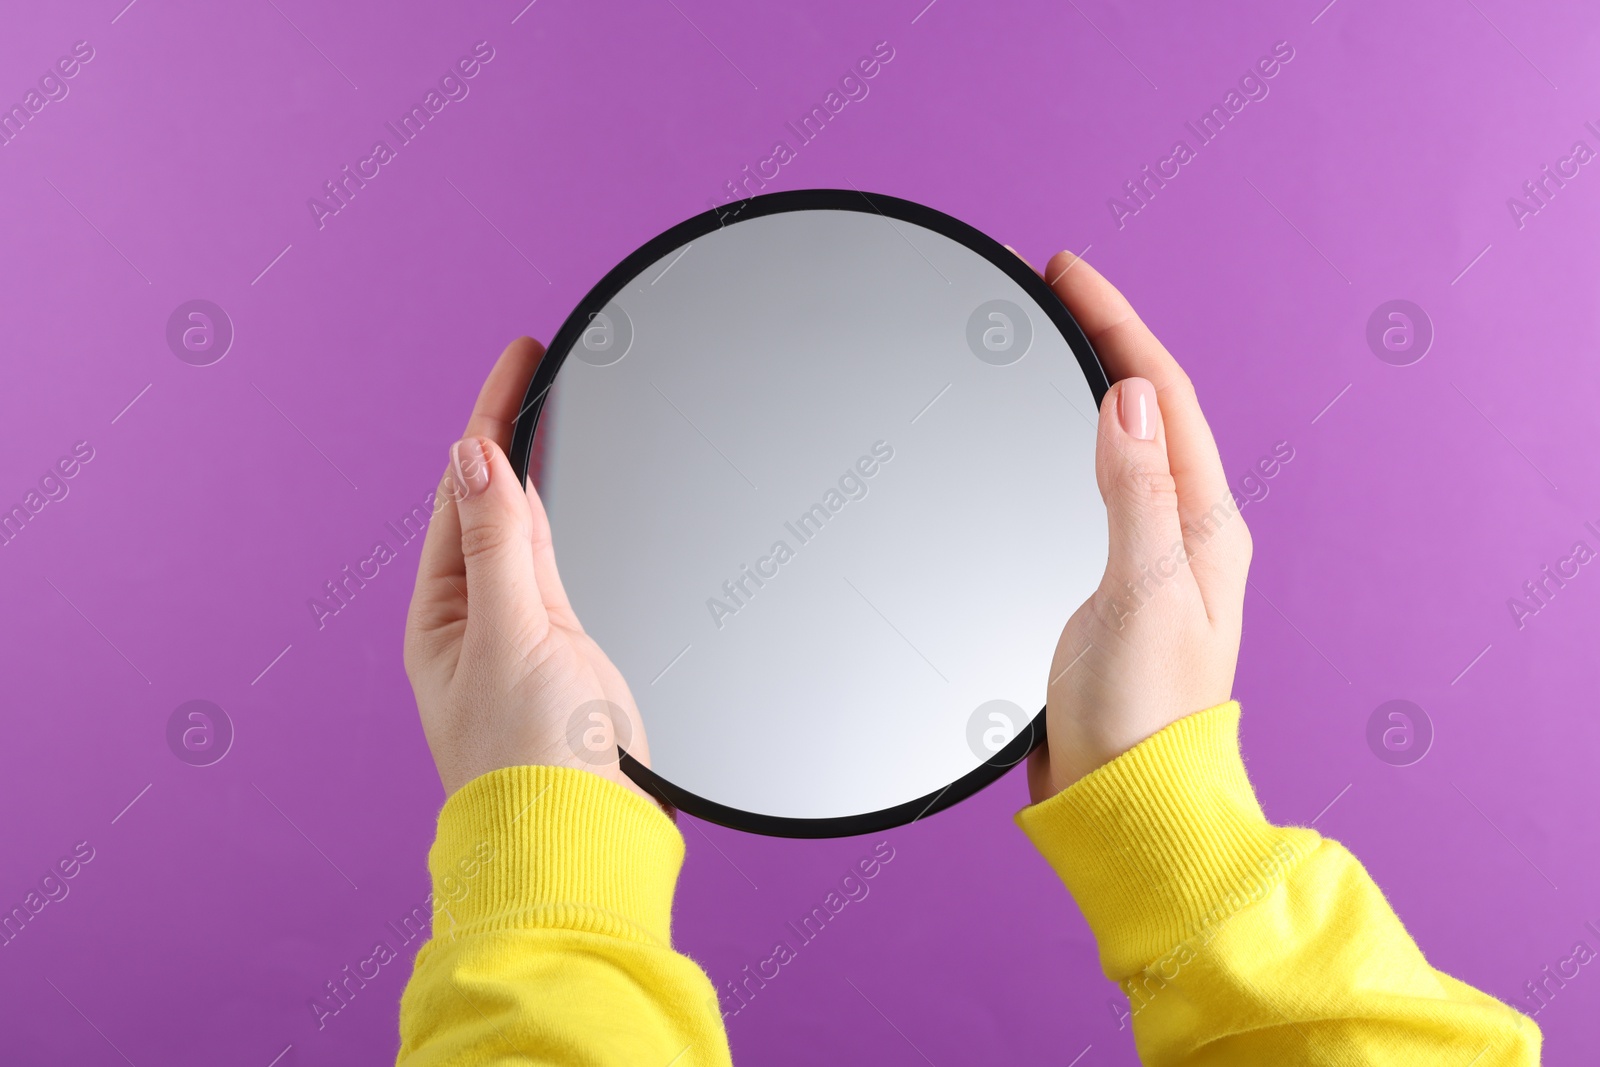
509, 188, 1108, 838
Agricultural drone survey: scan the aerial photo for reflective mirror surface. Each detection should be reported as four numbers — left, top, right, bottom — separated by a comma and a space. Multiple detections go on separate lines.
513, 191, 1107, 835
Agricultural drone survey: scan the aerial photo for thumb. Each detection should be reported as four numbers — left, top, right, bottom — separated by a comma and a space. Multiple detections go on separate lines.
1095, 377, 1185, 587
450, 436, 547, 648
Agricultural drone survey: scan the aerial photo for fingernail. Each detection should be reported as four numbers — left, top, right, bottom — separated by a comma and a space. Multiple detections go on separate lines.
1118, 378, 1157, 441
451, 438, 490, 497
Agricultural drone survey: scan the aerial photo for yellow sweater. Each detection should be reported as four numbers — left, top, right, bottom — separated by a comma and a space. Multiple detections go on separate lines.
395, 703, 1540, 1065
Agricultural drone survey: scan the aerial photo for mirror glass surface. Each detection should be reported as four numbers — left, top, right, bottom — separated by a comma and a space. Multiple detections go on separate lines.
522, 193, 1107, 834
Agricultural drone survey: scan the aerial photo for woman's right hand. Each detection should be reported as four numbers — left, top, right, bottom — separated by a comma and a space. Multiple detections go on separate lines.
1025, 253, 1254, 802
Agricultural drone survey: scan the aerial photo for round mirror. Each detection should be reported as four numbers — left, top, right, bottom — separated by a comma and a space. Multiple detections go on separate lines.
510, 190, 1108, 837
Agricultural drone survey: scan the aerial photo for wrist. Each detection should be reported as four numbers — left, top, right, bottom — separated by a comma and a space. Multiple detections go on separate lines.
439, 758, 669, 817
1018, 701, 1320, 978
430, 764, 685, 945
1043, 712, 1176, 793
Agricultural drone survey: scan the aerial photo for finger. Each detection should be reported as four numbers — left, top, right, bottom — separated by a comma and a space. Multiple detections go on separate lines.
413, 337, 545, 621
1045, 252, 1247, 594
1094, 378, 1187, 589
452, 436, 548, 649
524, 476, 577, 623
467, 336, 546, 451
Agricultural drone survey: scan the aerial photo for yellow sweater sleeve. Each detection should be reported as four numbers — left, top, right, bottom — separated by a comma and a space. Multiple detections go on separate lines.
395, 765, 732, 1067
1015, 701, 1541, 1066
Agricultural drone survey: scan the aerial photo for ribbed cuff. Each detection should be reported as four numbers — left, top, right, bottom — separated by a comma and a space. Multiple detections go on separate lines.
1015, 701, 1320, 979
428, 765, 685, 947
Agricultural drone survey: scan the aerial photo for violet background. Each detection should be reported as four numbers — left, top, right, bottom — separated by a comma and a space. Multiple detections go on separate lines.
2, 0, 1597, 1063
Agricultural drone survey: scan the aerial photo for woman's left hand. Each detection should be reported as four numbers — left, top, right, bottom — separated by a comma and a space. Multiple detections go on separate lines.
403, 337, 657, 804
